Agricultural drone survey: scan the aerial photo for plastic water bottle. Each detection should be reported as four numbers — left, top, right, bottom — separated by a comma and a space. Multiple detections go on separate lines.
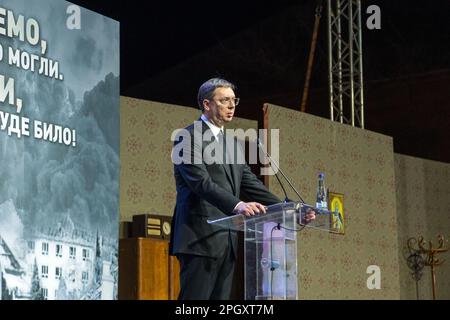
315, 172, 328, 210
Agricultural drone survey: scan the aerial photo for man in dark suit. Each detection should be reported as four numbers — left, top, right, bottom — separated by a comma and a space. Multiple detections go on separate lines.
169, 78, 283, 300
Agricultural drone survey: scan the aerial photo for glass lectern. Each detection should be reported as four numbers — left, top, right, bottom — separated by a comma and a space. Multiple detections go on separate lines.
208, 201, 335, 300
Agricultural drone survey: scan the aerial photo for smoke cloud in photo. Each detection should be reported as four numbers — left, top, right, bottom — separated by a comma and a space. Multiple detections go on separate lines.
0, 0, 119, 237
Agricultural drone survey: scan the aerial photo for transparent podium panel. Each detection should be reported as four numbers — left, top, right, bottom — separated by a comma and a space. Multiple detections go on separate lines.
207, 201, 335, 300
207, 202, 337, 233
244, 206, 297, 300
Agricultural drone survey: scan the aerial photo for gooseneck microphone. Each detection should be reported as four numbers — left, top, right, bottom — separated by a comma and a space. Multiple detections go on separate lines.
257, 138, 305, 204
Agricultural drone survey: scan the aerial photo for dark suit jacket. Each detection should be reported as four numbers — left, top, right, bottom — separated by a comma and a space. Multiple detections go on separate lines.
169, 119, 281, 258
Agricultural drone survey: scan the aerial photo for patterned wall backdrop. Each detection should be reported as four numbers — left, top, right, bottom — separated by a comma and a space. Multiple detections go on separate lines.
395, 154, 450, 300
266, 104, 400, 299
119, 98, 449, 300
120, 96, 258, 223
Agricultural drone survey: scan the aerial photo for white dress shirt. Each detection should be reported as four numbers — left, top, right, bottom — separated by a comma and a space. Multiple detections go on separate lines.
200, 114, 243, 212
201, 114, 223, 141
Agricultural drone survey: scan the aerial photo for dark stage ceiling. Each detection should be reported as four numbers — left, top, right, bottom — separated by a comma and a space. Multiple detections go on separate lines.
69, 0, 450, 163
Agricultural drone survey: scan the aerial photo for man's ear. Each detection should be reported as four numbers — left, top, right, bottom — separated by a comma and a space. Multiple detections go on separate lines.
203, 99, 210, 112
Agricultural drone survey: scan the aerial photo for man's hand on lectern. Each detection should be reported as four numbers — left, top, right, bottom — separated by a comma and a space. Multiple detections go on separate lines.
300, 208, 316, 224
233, 201, 267, 217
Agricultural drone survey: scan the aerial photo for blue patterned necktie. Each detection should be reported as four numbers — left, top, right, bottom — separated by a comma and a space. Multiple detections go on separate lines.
217, 130, 227, 164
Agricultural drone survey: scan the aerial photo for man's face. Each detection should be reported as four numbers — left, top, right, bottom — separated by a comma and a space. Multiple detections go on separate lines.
203, 87, 236, 127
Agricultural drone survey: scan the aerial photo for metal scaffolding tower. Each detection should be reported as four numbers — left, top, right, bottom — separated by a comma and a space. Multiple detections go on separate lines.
327, 0, 365, 128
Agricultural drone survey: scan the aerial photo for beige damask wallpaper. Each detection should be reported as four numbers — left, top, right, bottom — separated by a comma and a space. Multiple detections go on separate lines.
120, 96, 258, 223
395, 154, 450, 300
266, 103, 400, 299
119, 97, 449, 299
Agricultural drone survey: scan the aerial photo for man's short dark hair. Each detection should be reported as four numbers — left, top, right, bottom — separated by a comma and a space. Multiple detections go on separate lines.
197, 78, 236, 112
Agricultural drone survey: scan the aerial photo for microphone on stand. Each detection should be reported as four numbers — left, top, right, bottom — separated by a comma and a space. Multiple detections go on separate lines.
256, 138, 305, 204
